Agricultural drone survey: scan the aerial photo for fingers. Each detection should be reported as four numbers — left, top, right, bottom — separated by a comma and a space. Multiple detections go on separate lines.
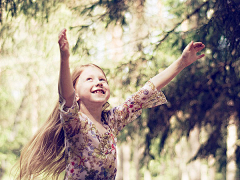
58, 28, 68, 49
58, 28, 66, 38
197, 53, 205, 60
186, 41, 194, 50
191, 42, 205, 54
193, 42, 205, 59
193, 42, 205, 49
58, 28, 67, 43
60, 40, 67, 49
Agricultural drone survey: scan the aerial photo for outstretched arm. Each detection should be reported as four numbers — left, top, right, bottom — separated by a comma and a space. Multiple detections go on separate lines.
58, 28, 75, 107
151, 41, 205, 91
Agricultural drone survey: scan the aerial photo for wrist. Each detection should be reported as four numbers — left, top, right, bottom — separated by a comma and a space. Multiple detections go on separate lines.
60, 56, 70, 65
60, 52, 70, 62
176, 57, 186, 71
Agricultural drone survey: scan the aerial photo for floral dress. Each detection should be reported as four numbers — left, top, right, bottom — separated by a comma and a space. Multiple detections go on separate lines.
59, 81, 167, 180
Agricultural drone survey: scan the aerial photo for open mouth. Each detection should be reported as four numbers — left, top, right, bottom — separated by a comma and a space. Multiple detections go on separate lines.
92, 89, 105, 94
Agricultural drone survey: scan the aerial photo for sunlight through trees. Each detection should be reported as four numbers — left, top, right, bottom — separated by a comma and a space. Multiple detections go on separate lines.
1, 0, 240, 179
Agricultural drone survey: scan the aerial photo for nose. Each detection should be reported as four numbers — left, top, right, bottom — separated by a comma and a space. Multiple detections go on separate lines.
96, 80, 103, 87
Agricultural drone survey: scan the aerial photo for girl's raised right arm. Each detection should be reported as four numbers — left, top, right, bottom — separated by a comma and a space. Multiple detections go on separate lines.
58, 28, 75, 107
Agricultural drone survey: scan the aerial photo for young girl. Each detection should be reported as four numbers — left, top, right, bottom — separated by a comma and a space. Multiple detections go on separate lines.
16, 28, 205, 179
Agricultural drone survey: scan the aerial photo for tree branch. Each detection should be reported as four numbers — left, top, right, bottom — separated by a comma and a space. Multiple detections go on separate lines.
155, 0, 210, 48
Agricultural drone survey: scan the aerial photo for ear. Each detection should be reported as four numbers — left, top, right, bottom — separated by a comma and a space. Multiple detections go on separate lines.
75, 93, 80, 102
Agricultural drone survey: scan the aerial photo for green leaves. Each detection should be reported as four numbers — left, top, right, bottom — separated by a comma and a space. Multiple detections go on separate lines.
1, 0, 240, 178
0, 0, 62, 23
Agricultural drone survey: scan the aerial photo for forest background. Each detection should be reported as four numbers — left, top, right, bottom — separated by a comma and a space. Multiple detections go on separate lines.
0, 0, 240, 179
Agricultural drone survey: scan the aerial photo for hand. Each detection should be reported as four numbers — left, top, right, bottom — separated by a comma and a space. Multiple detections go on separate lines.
181, 41, 205, 68
58, 28, 70, 59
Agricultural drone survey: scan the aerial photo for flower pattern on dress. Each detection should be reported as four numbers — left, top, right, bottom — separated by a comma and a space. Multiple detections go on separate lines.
59, 80, 167, 180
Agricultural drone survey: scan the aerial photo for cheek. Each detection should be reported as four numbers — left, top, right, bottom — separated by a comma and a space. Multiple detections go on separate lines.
75, 85, 89, 99
106, 89, 111, 99
107, 91, 110, 98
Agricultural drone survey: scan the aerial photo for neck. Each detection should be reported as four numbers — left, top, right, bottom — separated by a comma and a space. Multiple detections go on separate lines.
79, 103, 103, 123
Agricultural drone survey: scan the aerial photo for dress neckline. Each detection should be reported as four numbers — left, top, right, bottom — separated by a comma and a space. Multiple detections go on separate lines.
79, 112, 110, 137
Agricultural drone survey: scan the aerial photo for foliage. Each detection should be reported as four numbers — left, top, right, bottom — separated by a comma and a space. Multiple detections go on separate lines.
0, 0, 63, 23
1, 0, 240, 179
72, 0, 240, 172
0, 2, 79, 179
144, 0, 240, 175
70, 0, 240, 176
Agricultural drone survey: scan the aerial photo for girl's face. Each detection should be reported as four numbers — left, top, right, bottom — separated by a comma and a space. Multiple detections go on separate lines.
75, 66, 110, 108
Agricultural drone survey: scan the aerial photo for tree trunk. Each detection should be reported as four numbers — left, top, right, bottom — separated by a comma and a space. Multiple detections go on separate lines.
134, 134, 141, 180
116, 145, 123, 180
188, 126, 201, 180
116, 143, 131, 180
122, 143, 131, 180
29, 73, 39, 135
175, 126, 201, 180
208, 155, 216, 180
144, 169, 151, 180
226, 117, 237, 180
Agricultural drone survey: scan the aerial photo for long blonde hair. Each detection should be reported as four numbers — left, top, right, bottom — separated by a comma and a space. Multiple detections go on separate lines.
15, 64, 106, 179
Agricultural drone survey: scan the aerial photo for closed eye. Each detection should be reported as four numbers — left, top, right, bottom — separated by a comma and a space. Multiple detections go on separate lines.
86, 78, 93, 81
99, 78, 106, 82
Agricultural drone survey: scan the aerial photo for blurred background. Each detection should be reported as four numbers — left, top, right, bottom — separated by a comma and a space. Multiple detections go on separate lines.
0, 0, 240, 179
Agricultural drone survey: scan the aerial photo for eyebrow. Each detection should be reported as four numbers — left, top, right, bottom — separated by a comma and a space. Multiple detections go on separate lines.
85, 75, 106, 79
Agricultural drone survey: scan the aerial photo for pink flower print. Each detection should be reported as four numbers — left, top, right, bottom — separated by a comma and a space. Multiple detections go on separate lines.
105, 150, 109, 154
70, 169, 74, 173
78, 156, 85, 166
111, 144, 116, 152
110, 133, 116, 143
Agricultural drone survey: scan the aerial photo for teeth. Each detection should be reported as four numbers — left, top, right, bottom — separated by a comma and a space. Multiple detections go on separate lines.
94, 90, 104, 94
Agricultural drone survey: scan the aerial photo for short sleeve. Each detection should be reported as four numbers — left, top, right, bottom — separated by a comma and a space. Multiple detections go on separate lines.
106, 80, 167, 135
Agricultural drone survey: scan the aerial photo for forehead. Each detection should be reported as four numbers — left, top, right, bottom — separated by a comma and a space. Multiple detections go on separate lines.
80, 66, 106, 78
